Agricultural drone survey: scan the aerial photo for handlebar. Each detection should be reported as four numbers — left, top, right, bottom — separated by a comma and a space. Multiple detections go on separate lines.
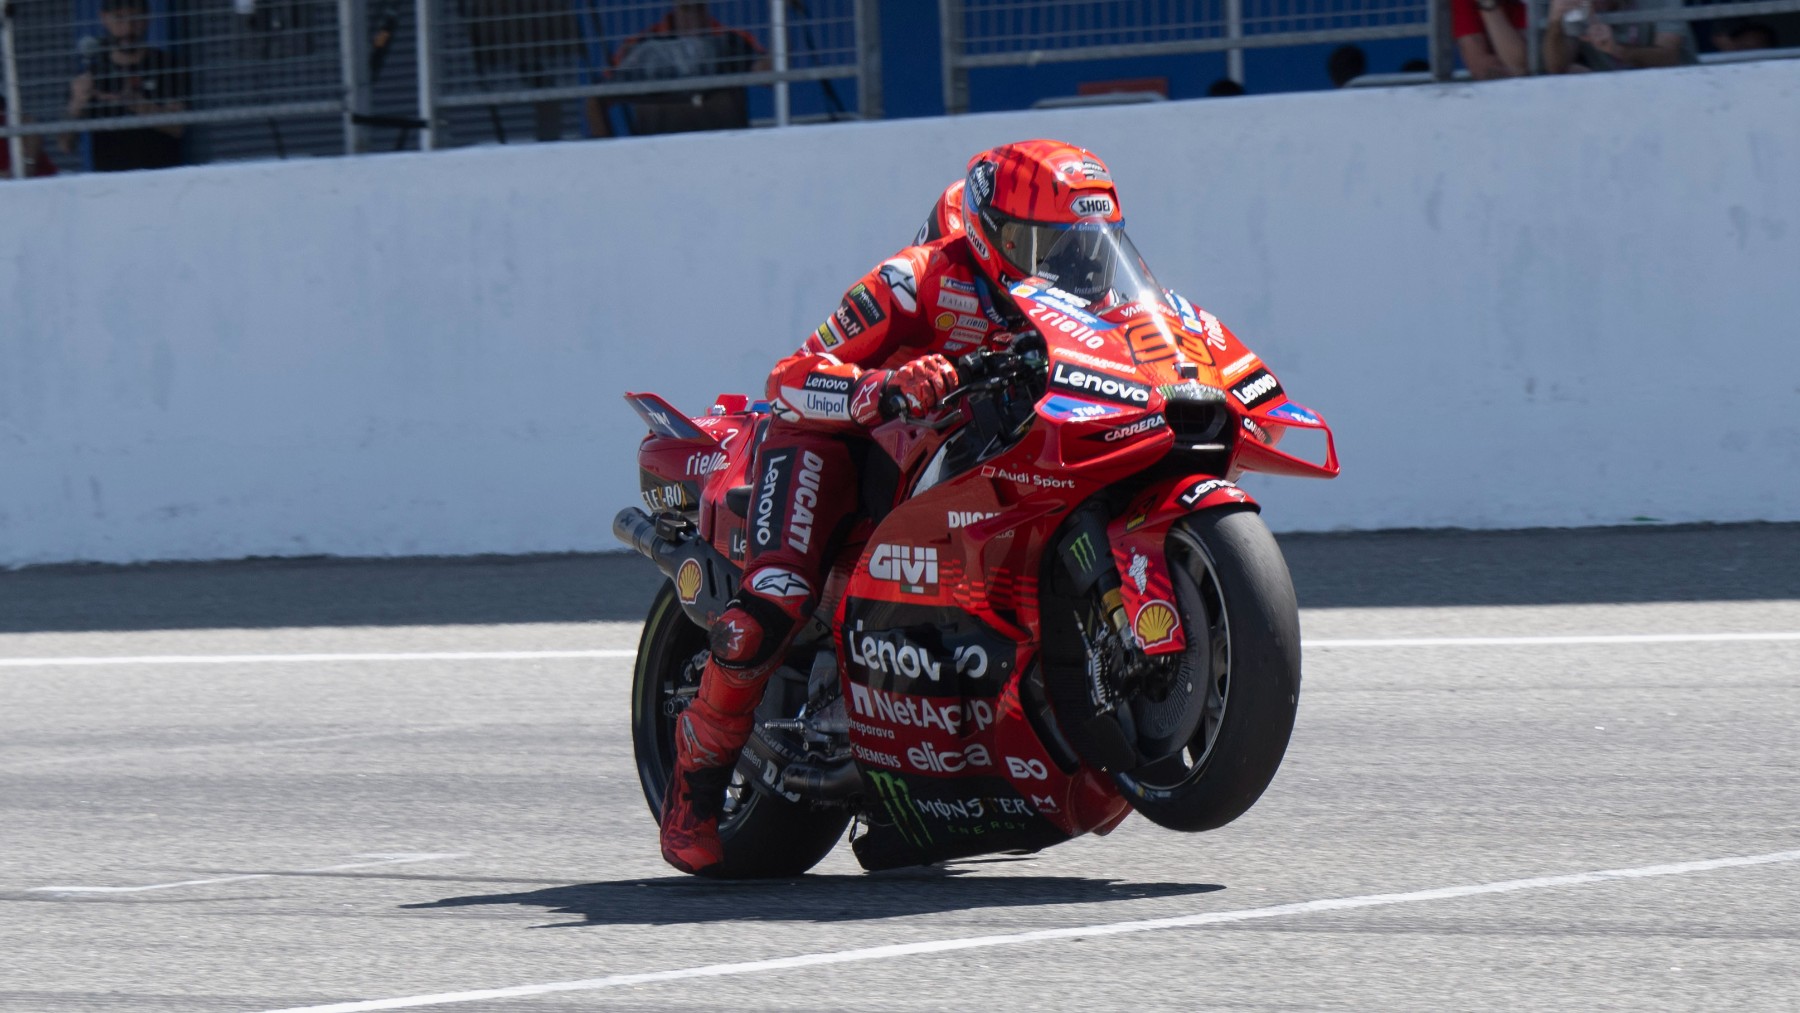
877, 346, 1045, 424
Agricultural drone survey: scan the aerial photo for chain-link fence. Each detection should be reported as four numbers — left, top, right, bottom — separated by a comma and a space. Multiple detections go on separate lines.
2, 0, 353, 176
420, 0, 879, 148
938, 0, 1443, 111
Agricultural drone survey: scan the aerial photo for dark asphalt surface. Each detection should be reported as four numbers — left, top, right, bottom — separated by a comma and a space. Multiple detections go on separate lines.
3, 524, 1798, 1011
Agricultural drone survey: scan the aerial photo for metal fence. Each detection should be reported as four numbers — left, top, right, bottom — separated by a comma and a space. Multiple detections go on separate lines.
2, 0, 353, 176
7, 1, 1800, 177
419, 0, 879, 149
938, 0, 1444, 111
3, 0, 879, 175
938, 0, 1800, 111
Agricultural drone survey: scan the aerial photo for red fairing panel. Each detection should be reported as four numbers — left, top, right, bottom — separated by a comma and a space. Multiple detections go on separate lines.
1107, 477, 1259, 657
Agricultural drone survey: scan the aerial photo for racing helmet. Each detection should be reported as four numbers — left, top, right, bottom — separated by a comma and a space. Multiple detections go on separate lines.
962, 140, 1124, 293
914, 179, 967, 245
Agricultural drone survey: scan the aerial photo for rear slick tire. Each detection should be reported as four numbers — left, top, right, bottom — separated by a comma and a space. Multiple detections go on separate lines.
1114, 508, 1302, 833
629, 583, 848, 878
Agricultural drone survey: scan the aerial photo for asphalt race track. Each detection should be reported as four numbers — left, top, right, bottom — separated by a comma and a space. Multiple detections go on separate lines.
3, 525, 1798, 1012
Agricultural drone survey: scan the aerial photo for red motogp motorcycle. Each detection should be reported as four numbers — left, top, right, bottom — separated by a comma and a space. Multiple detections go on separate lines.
615, 249, 1339, 877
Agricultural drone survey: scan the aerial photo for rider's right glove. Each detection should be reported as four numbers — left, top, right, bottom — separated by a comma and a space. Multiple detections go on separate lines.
850, 355, 959, 425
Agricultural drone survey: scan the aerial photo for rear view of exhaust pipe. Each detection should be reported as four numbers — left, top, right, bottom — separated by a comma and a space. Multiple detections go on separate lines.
613, 507, 681, 578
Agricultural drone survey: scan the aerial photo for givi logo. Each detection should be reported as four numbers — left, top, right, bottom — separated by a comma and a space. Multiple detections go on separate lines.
868, 544, 938, 594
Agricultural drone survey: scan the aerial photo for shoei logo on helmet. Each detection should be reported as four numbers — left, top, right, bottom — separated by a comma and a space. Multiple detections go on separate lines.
1070, 194, 1116, 218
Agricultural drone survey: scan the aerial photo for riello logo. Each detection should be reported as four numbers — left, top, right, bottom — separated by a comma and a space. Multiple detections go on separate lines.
868, 544, 938, 593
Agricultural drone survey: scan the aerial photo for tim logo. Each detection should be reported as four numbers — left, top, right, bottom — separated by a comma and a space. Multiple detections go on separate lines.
868, 544, 938, 594
1070, 194, 1116, 218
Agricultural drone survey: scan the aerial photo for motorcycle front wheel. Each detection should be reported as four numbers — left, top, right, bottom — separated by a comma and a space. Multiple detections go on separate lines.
1111, 508, 1303, 832
629, 583, 849, 878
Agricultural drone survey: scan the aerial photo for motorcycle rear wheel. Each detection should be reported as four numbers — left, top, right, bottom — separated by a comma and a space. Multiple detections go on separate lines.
1113, 507, 1303, 832
629, 583, 849, 878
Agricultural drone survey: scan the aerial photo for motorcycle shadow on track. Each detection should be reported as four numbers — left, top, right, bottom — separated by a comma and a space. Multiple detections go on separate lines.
403, 865, 1225, 929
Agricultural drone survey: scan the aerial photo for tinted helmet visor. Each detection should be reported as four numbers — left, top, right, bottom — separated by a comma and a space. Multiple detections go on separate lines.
983, 210, 1162, 305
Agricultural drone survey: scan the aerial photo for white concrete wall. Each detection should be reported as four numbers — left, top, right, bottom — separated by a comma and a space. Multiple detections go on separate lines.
3, 61, 1797, 565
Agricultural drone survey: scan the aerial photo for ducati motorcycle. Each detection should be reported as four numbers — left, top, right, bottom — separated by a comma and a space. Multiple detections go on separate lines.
615, 236, 1339, 877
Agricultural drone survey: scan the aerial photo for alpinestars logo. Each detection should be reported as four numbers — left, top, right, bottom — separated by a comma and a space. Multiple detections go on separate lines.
878, 259, 918, 314
868, 544, 938, 594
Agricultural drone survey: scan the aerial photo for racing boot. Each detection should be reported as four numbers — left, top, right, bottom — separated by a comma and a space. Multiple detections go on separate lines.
658, 657, 769, 874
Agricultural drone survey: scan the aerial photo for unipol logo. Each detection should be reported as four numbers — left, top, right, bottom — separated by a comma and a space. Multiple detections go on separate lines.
1070, 193, 1116, 218
868, 544, 938, 593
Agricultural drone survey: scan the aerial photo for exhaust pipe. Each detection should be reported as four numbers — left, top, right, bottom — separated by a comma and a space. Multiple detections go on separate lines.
782, 760, 863, 799
613, 507, 681, 578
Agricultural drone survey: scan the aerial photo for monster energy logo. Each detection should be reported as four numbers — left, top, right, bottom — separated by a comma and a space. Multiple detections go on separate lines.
1067, 532, 1098, 576
866, 770, 934, 850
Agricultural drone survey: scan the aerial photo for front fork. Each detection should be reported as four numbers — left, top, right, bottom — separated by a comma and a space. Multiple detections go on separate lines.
1050, 477, 1259, 771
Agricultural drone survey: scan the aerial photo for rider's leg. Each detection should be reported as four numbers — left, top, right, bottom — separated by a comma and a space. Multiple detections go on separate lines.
659, 433, 855, 873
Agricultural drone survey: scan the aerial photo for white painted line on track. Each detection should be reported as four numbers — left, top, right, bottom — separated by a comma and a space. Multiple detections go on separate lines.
0, 725, 487, 772
30, 853, 463, 894
255, 847, 1800, 1013
4, 632, 1799, 669
0, 649, 636, 668
1307, 631, 1800, 648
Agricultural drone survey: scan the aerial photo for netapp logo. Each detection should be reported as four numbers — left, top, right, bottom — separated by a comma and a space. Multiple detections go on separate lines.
1050, 361, 1150, 405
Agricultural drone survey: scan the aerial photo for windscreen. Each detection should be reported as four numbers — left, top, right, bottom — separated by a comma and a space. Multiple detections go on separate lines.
1025, 218, 1168, 311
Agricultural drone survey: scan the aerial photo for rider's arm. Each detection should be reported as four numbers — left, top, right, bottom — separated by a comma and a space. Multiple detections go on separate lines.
766, 249, 934, 429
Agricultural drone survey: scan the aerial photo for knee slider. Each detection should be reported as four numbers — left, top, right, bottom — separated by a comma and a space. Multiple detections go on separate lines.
708, 592, 800, 673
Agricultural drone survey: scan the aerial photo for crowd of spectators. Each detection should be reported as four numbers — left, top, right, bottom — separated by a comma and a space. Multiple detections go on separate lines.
1452, 0, 1783, 78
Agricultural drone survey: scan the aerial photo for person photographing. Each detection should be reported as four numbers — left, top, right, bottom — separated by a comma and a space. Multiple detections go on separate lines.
62, 0, 190, 172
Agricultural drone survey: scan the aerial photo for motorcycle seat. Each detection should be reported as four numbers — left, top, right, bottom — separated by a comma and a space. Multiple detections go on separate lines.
724, 485, 753, 518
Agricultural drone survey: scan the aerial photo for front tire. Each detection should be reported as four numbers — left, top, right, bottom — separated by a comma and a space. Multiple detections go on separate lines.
1114, 508, 1303, 832
629, 584, 848, 878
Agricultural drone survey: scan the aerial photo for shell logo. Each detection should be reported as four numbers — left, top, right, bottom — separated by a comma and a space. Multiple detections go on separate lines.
675, 559, 703, 605
1133, 600, 1179, 648
935, 311, 956, 330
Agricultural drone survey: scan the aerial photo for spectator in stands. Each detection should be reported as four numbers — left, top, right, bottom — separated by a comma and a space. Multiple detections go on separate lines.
1544, 0, 1696, 72
1452, 0, 1529, 78
585, 2, 768, 138
60, 0, 190, 172
1713, 21, 1779, 51
1, 96, 60, 179
1327, 44, 1367, 86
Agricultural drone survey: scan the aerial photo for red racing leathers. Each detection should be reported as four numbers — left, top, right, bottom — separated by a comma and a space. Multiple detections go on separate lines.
659, 233, 1026, 872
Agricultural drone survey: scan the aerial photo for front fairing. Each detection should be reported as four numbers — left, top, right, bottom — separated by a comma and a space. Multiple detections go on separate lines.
1006, 278, 1337, 481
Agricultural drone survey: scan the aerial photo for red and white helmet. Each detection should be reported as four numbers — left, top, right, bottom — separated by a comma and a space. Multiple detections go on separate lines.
962, 139, 1124, 293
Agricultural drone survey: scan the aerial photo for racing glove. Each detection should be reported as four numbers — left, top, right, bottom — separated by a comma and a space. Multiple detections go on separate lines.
850, 354, 960, 424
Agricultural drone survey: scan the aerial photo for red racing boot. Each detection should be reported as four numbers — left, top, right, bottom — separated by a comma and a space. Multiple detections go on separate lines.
658, 661, 765, 874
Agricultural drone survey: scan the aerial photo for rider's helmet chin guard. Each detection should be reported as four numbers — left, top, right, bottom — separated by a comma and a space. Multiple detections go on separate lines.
963, 140, 1124, 296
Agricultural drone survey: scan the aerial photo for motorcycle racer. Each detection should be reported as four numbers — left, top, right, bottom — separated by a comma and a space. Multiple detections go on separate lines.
659, 139, 1130, 874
